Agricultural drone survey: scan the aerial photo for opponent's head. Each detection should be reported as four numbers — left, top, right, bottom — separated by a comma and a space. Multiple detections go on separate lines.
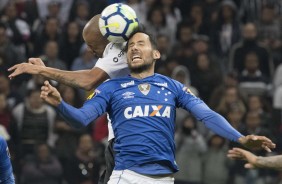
125, 30, 160, 74
82, 14, 109, 58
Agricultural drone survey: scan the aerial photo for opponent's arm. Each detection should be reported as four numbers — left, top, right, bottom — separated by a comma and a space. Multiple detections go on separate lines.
228, 148, 282, 170
256, 155, 282, 170
8, 58, 109, 90
38, 66, 109, 90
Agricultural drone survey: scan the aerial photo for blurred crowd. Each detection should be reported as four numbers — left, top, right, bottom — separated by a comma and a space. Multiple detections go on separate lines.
0, 0, 282, 184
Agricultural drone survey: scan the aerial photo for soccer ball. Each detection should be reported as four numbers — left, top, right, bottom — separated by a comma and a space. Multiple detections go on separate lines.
99, 3, 139, 43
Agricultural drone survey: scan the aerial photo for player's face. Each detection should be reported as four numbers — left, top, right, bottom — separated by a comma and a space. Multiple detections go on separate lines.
127, 33, 160, 73
83, 31, 105, 58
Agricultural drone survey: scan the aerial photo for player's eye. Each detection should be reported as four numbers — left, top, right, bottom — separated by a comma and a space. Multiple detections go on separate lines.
129, 43, 134, 47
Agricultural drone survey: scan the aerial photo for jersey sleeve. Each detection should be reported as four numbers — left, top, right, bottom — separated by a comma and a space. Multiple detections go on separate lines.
57, 82, 113, 128
0, 136, 14, 182
175, 81, 243, 142
94, 43, 129, 79
0, 137, 6, 156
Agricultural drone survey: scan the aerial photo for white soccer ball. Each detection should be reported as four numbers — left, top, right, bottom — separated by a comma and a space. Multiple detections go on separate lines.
99, 3, 139, 43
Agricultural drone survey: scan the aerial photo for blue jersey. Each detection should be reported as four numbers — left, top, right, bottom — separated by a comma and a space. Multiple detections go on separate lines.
58, 74, 243, 175
0, 136, 15, 184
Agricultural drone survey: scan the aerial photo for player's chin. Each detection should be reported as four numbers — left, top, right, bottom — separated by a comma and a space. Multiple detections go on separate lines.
128, 62, 142, 69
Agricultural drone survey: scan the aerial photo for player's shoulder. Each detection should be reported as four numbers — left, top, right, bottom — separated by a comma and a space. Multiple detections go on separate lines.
0, 136, 5, 148
154, 73, 183, 87
102, 42, 127, 62
99, 75, 132, 89
104, 42, 126, 55
0, 136, 5, 143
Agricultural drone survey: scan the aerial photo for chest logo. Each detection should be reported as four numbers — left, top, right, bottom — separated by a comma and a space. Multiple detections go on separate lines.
138, 83, 151, 95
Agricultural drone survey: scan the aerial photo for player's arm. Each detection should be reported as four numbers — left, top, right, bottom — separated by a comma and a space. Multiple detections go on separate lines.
255, 155, 282, 170
40, 81, 108, 128
190, 103, 275, 151
228, 148, 282, 170
177, 85, 275, 151
0, 137, 15, 183
8, 58, 109, 90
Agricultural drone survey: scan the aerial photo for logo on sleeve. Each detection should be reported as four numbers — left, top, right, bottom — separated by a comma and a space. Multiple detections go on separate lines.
113, 57, 118, 62
183, 86, 195, 96
87, 89, 101, 100
113, 50, 125, 63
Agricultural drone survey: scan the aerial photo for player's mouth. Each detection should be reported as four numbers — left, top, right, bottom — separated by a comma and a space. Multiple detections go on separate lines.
132, 55, 142, 62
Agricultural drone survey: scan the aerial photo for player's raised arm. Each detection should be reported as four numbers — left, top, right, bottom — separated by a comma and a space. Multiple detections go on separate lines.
8, 14, 111, 91
40, 80, 108, 128
8, 59, 109, 90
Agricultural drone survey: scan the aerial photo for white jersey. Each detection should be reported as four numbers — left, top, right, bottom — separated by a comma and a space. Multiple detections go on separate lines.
95, 42, 130, 79
94, 42, 130, 141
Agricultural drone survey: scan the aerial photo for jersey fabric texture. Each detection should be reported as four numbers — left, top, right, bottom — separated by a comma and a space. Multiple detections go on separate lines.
0, 136, 15, 184
57, 74, 243, 175
95, 42, 129, 79
94, 42, 129, 141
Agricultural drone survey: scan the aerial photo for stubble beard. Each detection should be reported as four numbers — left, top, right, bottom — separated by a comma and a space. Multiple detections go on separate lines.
128, 61, 153, 74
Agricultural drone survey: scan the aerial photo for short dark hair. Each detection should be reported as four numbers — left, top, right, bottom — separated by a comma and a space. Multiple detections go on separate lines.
125, 27, 158, 51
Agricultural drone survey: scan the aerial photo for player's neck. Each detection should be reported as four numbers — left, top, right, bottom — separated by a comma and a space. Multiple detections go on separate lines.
130, 70, 154, 79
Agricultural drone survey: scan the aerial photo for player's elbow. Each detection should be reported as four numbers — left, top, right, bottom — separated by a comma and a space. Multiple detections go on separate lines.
83, 68, 109, 91
82, 83, 95, 91
80, 72, 100, 91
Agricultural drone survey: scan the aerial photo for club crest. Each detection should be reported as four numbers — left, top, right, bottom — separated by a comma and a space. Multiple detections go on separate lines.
138, 83, 151, 95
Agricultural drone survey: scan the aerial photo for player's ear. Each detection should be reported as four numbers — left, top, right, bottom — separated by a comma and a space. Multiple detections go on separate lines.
153, 50, 160, 60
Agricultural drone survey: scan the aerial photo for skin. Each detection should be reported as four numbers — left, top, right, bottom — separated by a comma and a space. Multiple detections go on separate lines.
40, 32, 275, 153
8, 14, 109, 91
228, 147, 282, 170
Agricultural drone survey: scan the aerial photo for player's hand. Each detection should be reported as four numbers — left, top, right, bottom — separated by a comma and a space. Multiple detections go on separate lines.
238, 135, 276, 152
40, 80, 62, 107
8, 58, 45, 79
227, 148, 258, 169
28, 57, 46, 66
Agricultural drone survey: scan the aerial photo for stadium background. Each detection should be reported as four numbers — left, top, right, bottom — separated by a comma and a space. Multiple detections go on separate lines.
0, 0, 282, 183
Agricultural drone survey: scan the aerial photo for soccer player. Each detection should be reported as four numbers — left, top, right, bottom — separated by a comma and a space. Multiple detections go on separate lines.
0, 136, 15, 184
39, 30, 275, 183
8, 14, 127, 184
228, 147, 282, 170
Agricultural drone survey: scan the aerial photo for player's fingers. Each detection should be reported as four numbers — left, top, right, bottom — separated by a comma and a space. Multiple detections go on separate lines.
44, 80, 49, 85
263, 141, 276, 149
263, 146, 271, 153
262, 142, 274, 152
232, 148, 245, 152
7, 64, 18, 71
29, 58, 45, 66
227, 150, 244, 159
255, 136, 272, 143
28, 58, 37, 63
41, 91, 49, 96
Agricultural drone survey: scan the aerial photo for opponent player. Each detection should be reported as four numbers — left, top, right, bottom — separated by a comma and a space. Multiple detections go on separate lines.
0, 136, 15, 184
228, 147, 282, 170
8, 14, 128, 184
40, 30, 275, 183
